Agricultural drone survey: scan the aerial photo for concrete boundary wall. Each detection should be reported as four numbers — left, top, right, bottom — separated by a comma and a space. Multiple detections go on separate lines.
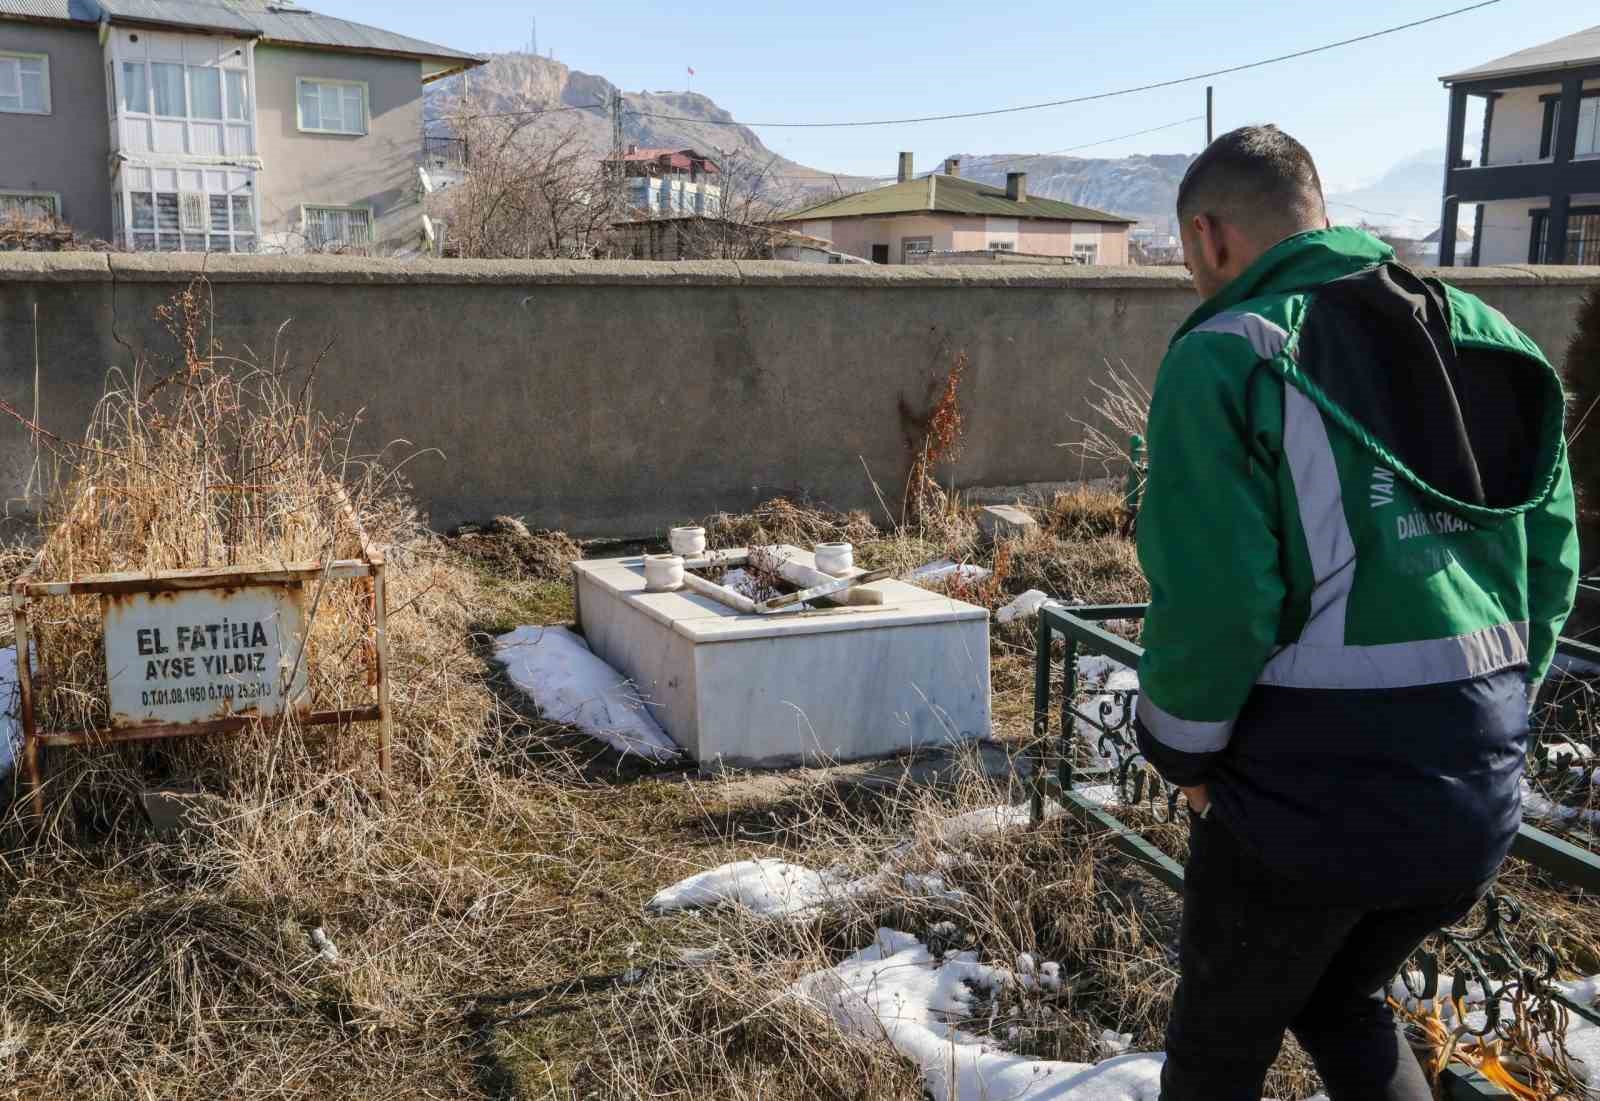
1, 254, 1597, 536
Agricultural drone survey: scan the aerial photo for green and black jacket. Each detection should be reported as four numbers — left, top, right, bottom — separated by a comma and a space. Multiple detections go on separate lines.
1132, 227, 1579, 900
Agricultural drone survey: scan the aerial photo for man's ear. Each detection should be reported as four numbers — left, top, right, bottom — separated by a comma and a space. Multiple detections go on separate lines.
1194, 213, 1228, 273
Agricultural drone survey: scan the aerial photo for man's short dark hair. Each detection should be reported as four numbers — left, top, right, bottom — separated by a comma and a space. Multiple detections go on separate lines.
1177, 125, 1326, 239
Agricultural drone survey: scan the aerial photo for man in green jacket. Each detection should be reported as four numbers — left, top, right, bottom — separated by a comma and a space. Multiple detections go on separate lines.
1133, 126, 1578, 1100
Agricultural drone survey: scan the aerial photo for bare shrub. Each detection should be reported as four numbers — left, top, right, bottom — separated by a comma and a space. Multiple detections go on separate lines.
1067, 360, 1151, 495
435, 110, 622, 259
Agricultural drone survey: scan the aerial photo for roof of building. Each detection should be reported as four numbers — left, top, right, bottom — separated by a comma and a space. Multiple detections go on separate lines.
774, 173, 1135, 225
607, 148, 721, 173
1441, 24, 1600, 83
0, 0, 97, 20
0, 0, 482, 68
1421, 225, 1473, 244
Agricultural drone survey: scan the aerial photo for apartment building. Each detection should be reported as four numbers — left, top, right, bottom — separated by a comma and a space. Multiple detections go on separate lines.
603, 145, 722, 217
0, 0, 481, 252
1438, 24, 1600, 265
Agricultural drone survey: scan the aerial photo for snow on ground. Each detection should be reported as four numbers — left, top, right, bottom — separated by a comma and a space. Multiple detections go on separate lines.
646, 858, 848, 918
646, 796, 1089, 921
911, 560, 992, 585
493, 626, 681, 762
645, 857, 971, 918
1072, 655, 1140, 769
0, 647, 18, 780
791, 928, 1168, 1101
997, 590, 1053, 625
1522, 783, 1600, 831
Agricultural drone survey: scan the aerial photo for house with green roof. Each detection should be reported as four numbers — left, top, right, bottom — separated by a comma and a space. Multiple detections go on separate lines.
772, 153, 1136, 265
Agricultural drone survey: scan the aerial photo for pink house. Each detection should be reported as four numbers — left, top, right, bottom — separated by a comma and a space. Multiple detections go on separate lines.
773, 153, 1135, 265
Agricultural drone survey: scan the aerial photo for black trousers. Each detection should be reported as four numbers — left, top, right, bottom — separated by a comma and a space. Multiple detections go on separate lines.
1160, 812, 1490, 1101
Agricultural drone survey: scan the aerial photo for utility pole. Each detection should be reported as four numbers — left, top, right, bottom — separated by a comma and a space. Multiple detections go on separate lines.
610, 89, 626, 212
529, 15, 537, 56
1205, 85, 1214, 145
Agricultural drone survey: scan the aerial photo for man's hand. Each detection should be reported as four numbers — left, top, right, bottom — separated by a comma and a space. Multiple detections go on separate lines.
1182, 784, 1210, 817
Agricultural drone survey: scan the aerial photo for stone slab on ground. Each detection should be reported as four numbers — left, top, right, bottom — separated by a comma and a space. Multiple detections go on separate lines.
976, 504, 1040, 543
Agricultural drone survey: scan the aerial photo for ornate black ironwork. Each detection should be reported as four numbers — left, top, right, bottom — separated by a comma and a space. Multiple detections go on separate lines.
1528, 673, 1600, 839
1400, 890, 1563, 1041
1062, 680, 1184, 823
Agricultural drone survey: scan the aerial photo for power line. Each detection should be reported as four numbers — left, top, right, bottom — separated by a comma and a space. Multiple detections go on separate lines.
452, 100, 608, 123
625, 0, 1501, 129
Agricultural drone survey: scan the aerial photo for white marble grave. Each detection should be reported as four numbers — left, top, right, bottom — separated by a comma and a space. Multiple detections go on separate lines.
572, 546, 991, 767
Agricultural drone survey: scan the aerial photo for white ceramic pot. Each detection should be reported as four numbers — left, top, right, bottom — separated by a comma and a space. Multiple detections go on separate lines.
669, 526, 707, 557
643, 554, 685, 592
814, 542, 855, 576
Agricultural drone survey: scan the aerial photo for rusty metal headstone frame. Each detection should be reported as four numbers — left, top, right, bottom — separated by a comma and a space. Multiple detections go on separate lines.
1030, 602, 1600, 1099
9, 483, 392, 821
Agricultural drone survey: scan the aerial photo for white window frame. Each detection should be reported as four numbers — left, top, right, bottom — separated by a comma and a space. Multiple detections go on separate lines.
301, 203, 375, 250
0, 189, 62, 220
295, 78, 369, 136
901, 235, 933, 263
1073, 243, 1099, 265
0, 50, 51, 115
987, 240, 1016, 252
118, 166, 258, 253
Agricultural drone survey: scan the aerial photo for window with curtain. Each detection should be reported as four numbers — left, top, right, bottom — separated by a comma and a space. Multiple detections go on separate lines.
0, 52, 49, 114
226, 70, 248, 121
1579, 97, 1600, 158
189, 67, 222, 120
297, 79, 366, 134
121, 60, 149, 113
150, 62, 185, 117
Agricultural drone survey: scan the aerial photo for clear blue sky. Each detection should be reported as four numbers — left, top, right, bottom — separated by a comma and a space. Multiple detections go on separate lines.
312, 0, 1581, 189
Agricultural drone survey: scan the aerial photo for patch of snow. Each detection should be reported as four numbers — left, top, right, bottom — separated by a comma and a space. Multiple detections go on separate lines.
1070, 656, 1140, 768
646, 855, 977, 920
0, 647, 18, 781
1099, 1030, 1134, 1056
911, 559, 992, 585
791, 927, 1346, 1100
997, 589, 1053, 624
1074, 784, 1121, 808
903, 872, 967, 903
646, 858, 840, 919
493, 626, 681, 762
1521, 781, 1600, 831
793, 927, 1167, 1100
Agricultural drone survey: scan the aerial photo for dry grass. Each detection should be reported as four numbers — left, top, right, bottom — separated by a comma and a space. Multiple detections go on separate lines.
449, 516, 582, 584
701, 497, 881, 554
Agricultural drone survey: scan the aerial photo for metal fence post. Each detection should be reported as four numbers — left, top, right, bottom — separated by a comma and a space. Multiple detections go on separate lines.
1124, 434, 1145, 515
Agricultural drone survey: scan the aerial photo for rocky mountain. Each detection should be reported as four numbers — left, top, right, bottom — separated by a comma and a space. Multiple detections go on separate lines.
425, 53, 859, 194
1322, 148, 1448, 236
960, 147, 1449, 237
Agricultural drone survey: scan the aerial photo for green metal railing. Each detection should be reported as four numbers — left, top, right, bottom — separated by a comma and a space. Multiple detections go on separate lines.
1029, 602, 1600, 1099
